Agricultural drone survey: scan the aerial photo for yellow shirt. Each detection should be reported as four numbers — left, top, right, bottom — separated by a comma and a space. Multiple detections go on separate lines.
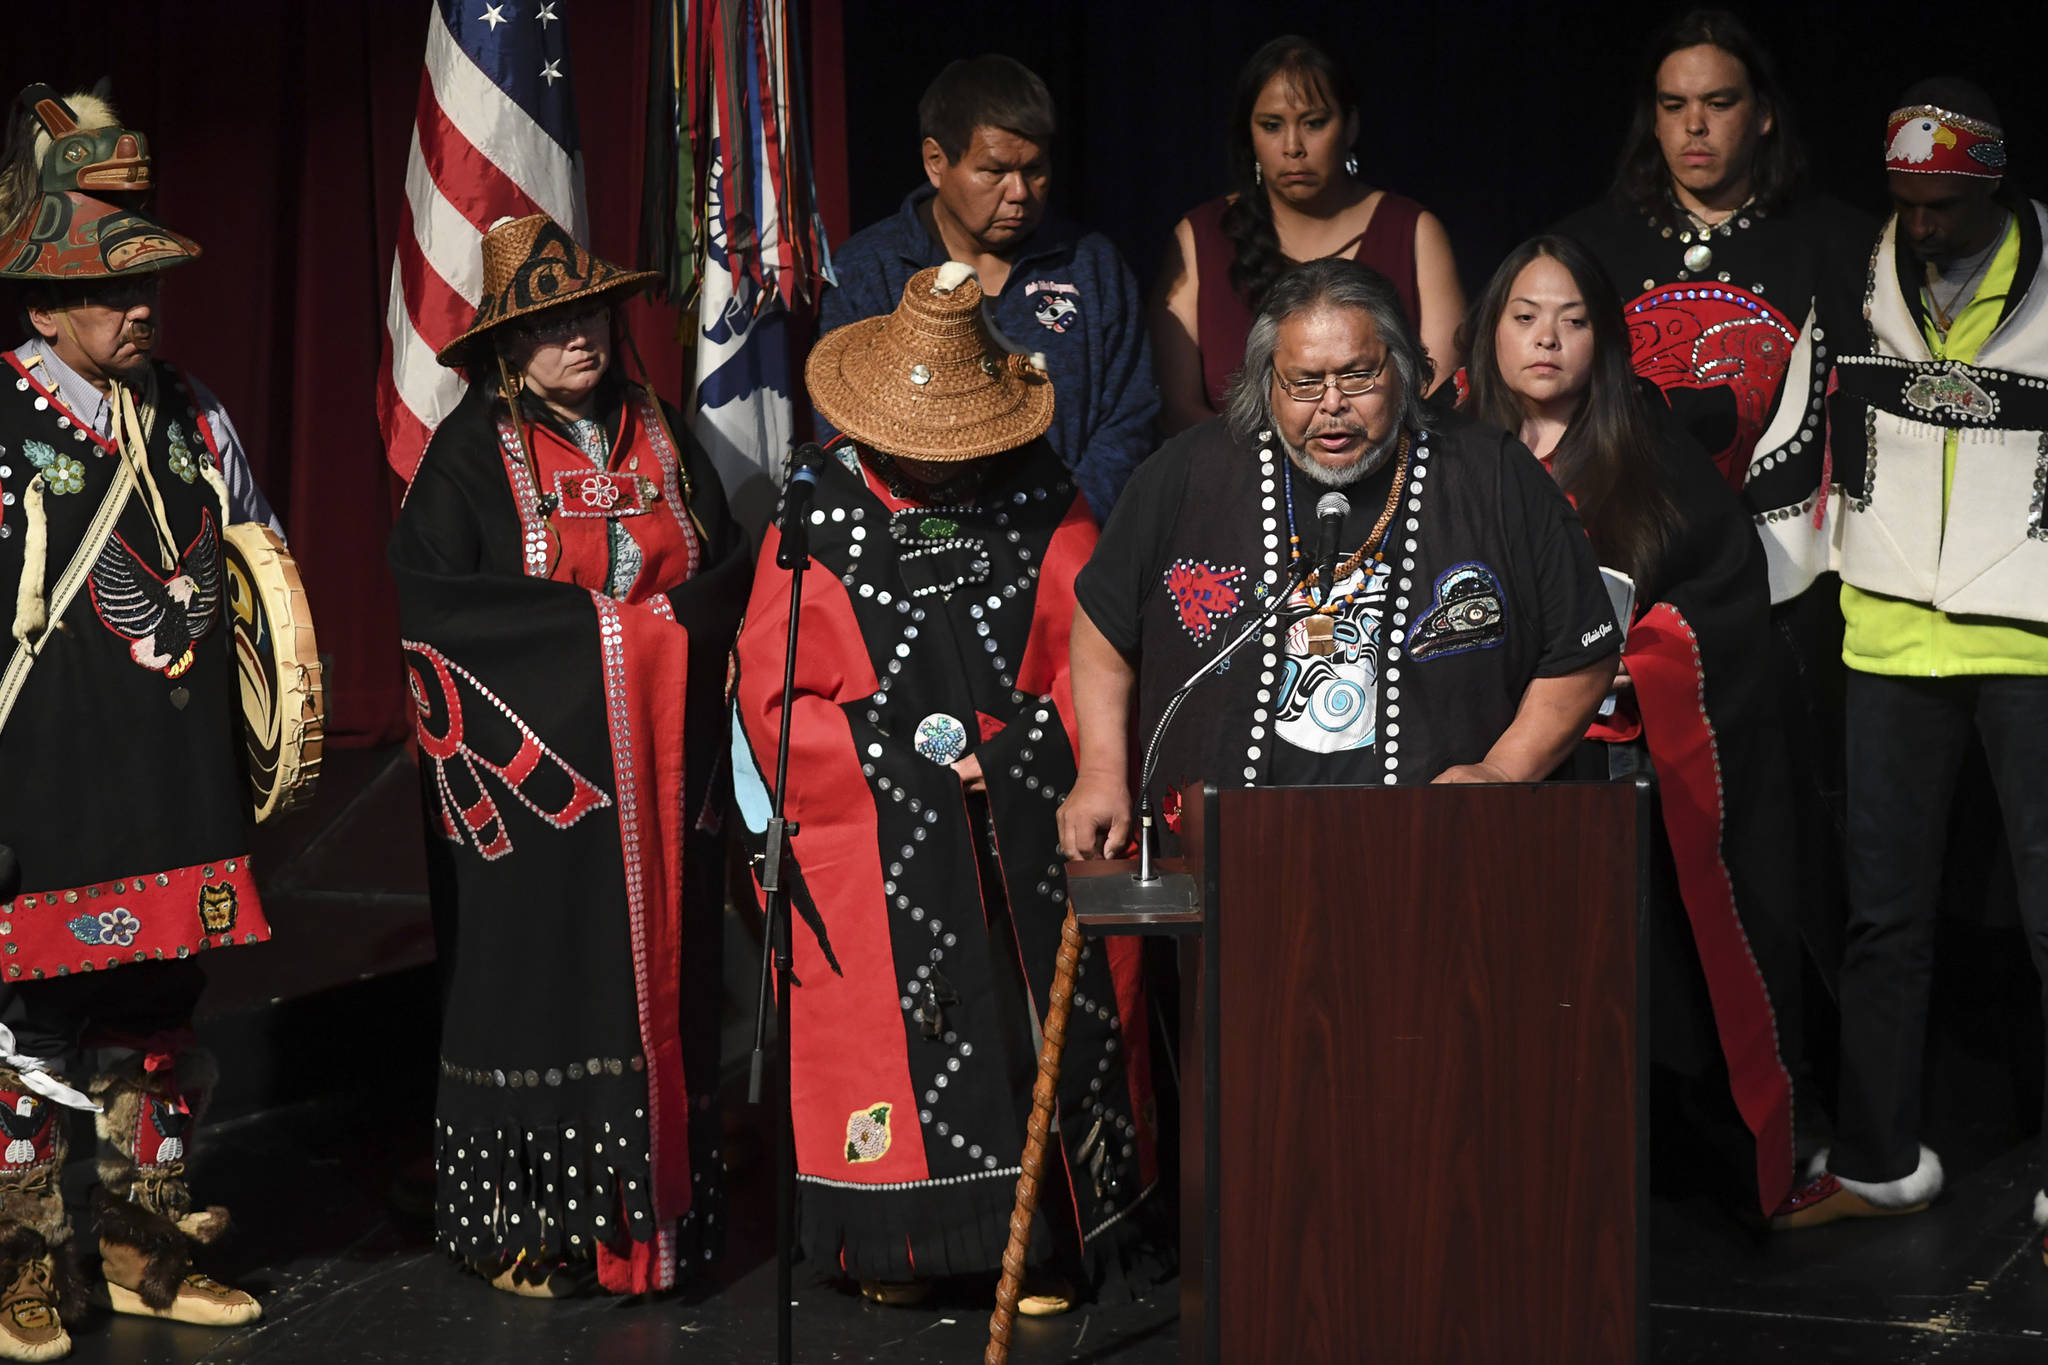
1841, 216, 2048, 675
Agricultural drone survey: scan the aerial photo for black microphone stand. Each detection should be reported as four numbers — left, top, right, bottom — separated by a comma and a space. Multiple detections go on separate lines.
749, 460, 819, 1365
1129, 558, 1316, 884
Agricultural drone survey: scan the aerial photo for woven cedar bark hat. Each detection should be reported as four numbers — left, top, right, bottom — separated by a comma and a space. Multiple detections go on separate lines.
806, 262, 1053, 462
436, 213, 661, 365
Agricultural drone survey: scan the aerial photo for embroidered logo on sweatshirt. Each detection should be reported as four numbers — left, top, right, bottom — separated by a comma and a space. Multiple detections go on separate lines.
1025, 280, 1079, 333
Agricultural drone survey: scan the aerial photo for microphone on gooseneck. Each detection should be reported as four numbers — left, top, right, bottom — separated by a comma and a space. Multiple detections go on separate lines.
1313, 491, 1351, 605
776, 442, 826, 570
1130, 551, 1318, 882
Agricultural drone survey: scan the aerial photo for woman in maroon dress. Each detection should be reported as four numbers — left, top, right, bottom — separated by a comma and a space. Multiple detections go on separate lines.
1152, 35, 1466, 434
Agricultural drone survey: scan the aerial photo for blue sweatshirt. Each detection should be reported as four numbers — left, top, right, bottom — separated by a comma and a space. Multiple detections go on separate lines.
818, 185, 1158, 518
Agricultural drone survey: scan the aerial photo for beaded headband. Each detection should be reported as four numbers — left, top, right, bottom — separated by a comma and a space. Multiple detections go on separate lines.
1885, 104, 2006, 179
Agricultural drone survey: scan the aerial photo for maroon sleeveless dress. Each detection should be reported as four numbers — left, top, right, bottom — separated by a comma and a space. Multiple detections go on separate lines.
1187, 191, 1425, 410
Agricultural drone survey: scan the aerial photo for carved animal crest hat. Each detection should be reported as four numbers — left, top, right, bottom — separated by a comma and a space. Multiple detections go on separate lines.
0, 84, 202, 279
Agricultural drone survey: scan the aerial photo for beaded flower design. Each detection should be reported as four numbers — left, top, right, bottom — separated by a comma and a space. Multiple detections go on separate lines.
46, 452, 85, 495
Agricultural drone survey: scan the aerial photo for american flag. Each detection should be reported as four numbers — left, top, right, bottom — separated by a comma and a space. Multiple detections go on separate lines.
378, 0, 589, 483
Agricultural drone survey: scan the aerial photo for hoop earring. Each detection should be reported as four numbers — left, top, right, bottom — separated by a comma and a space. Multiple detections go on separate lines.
1253, 162, 1263, 187
1344, 153, 1360, 178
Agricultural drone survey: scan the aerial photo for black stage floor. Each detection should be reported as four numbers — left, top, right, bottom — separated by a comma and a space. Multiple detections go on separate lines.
47, 746, 2046, 1363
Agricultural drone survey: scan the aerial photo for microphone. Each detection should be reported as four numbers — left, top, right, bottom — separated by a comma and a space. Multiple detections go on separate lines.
1313, 491, 1350, 604
776, 442, 826, 570
1128, 553, 1318, 882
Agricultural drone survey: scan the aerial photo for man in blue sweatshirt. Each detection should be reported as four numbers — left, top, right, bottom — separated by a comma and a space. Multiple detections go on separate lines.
819, 55, 1157, 518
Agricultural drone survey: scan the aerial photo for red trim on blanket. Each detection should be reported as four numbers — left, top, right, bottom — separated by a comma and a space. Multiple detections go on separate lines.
1013, 493, 1098, 757
1628, 605, 1794, 1214
592, 593, 694, 1293
5, 856, 269, 980
735, 522, 929, 1188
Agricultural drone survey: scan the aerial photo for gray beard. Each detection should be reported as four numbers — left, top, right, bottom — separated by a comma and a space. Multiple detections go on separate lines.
1278, 423, 1402, 487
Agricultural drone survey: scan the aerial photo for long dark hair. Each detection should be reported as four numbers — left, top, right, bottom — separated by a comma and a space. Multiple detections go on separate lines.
1612, 9, 1806, 215
1463, 235, 1679, 590
1219, 35, 1356, 313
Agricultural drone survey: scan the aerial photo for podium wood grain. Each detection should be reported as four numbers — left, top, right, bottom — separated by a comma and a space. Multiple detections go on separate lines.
1190, 781, 1643, 1364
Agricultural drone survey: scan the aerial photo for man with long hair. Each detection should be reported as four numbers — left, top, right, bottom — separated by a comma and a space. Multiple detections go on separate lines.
1556, 7, 1873, 1068
1060, 258, 1618, 859
818, 55, 1156, 521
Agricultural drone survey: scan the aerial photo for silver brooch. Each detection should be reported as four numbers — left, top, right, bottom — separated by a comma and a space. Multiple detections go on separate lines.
913, 712, 968, 765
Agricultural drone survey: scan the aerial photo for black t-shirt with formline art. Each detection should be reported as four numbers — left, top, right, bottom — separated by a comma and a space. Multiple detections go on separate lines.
1076, 411, 1618, 793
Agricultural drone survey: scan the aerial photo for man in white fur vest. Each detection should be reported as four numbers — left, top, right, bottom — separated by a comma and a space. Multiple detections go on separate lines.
1774, 79, 2048, 1234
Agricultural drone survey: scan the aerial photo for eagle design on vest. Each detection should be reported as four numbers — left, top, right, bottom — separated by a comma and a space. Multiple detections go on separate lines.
86, 510, 221, 677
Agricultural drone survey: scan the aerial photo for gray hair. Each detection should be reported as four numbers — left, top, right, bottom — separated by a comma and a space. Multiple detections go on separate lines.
1224, 257, 1435, 446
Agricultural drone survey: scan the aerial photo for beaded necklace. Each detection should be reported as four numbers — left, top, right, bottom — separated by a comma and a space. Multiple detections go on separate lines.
1281, 431, 1410, 655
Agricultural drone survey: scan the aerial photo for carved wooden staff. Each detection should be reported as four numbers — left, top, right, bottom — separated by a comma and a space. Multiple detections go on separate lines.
985, 909, 1086, 1364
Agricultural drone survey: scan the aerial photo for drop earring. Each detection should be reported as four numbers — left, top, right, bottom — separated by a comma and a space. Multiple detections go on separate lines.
1344, 153, 1360, 178
1254, 162, 1263, 187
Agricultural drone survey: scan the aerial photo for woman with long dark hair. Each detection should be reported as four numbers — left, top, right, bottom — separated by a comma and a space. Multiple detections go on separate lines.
1465, 233, 1812, 1223
1152, 35, 1464, 434
1463, 236, 1681, 595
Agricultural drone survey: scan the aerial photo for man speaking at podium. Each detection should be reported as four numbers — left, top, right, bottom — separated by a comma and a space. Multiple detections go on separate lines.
1058, 258, 1620, 858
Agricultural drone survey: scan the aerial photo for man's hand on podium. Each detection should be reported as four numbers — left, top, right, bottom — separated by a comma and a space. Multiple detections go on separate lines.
1432, 762, 1513, 784
1057, 771, 1131, 861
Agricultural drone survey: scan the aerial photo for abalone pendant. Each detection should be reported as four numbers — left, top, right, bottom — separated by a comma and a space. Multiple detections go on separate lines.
1303, 614, 1337, 657
1683, 243, 1714, 274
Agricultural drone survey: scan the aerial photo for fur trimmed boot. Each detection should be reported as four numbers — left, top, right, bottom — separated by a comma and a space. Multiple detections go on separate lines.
88, 1053, 257, 1327
1771, 1145, 1943, 1230
0, 1069, 87, 1362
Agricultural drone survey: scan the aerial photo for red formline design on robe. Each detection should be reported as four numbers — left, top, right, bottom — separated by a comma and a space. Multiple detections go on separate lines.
1628, 604, 1795, 1215
591, 592, 694, 1293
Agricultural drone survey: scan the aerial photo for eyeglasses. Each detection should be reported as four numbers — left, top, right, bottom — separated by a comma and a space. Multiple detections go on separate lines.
1274, 364, 1387, 403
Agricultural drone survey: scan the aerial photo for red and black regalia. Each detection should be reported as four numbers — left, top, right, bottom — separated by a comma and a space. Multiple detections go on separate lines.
0, 353, 268, 969
732, 439, 1159, 1286
1, 85, 270, 1345
390, 337, 748, 1290
1558, 190, 1876, 990
1557, 412, 1802, 1216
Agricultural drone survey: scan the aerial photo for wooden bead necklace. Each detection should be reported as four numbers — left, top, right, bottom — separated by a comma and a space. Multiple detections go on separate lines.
1282, 431, 1410, 654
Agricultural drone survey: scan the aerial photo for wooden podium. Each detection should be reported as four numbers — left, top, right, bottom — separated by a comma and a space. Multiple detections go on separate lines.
1068, 779, 1649, 1364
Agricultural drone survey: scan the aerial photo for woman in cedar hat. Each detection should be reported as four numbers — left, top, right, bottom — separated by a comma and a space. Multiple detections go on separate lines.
732, 263, 1165, 1314
388, 214, 751, 1297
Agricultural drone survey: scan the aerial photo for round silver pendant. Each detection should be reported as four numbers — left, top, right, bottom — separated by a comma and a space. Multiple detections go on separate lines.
913, 712, 969, 765
1683, 243, 1714, 274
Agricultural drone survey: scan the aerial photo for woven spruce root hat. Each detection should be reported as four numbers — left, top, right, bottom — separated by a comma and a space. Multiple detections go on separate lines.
436, 213, 661, 365
806, 262, 1053, 461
